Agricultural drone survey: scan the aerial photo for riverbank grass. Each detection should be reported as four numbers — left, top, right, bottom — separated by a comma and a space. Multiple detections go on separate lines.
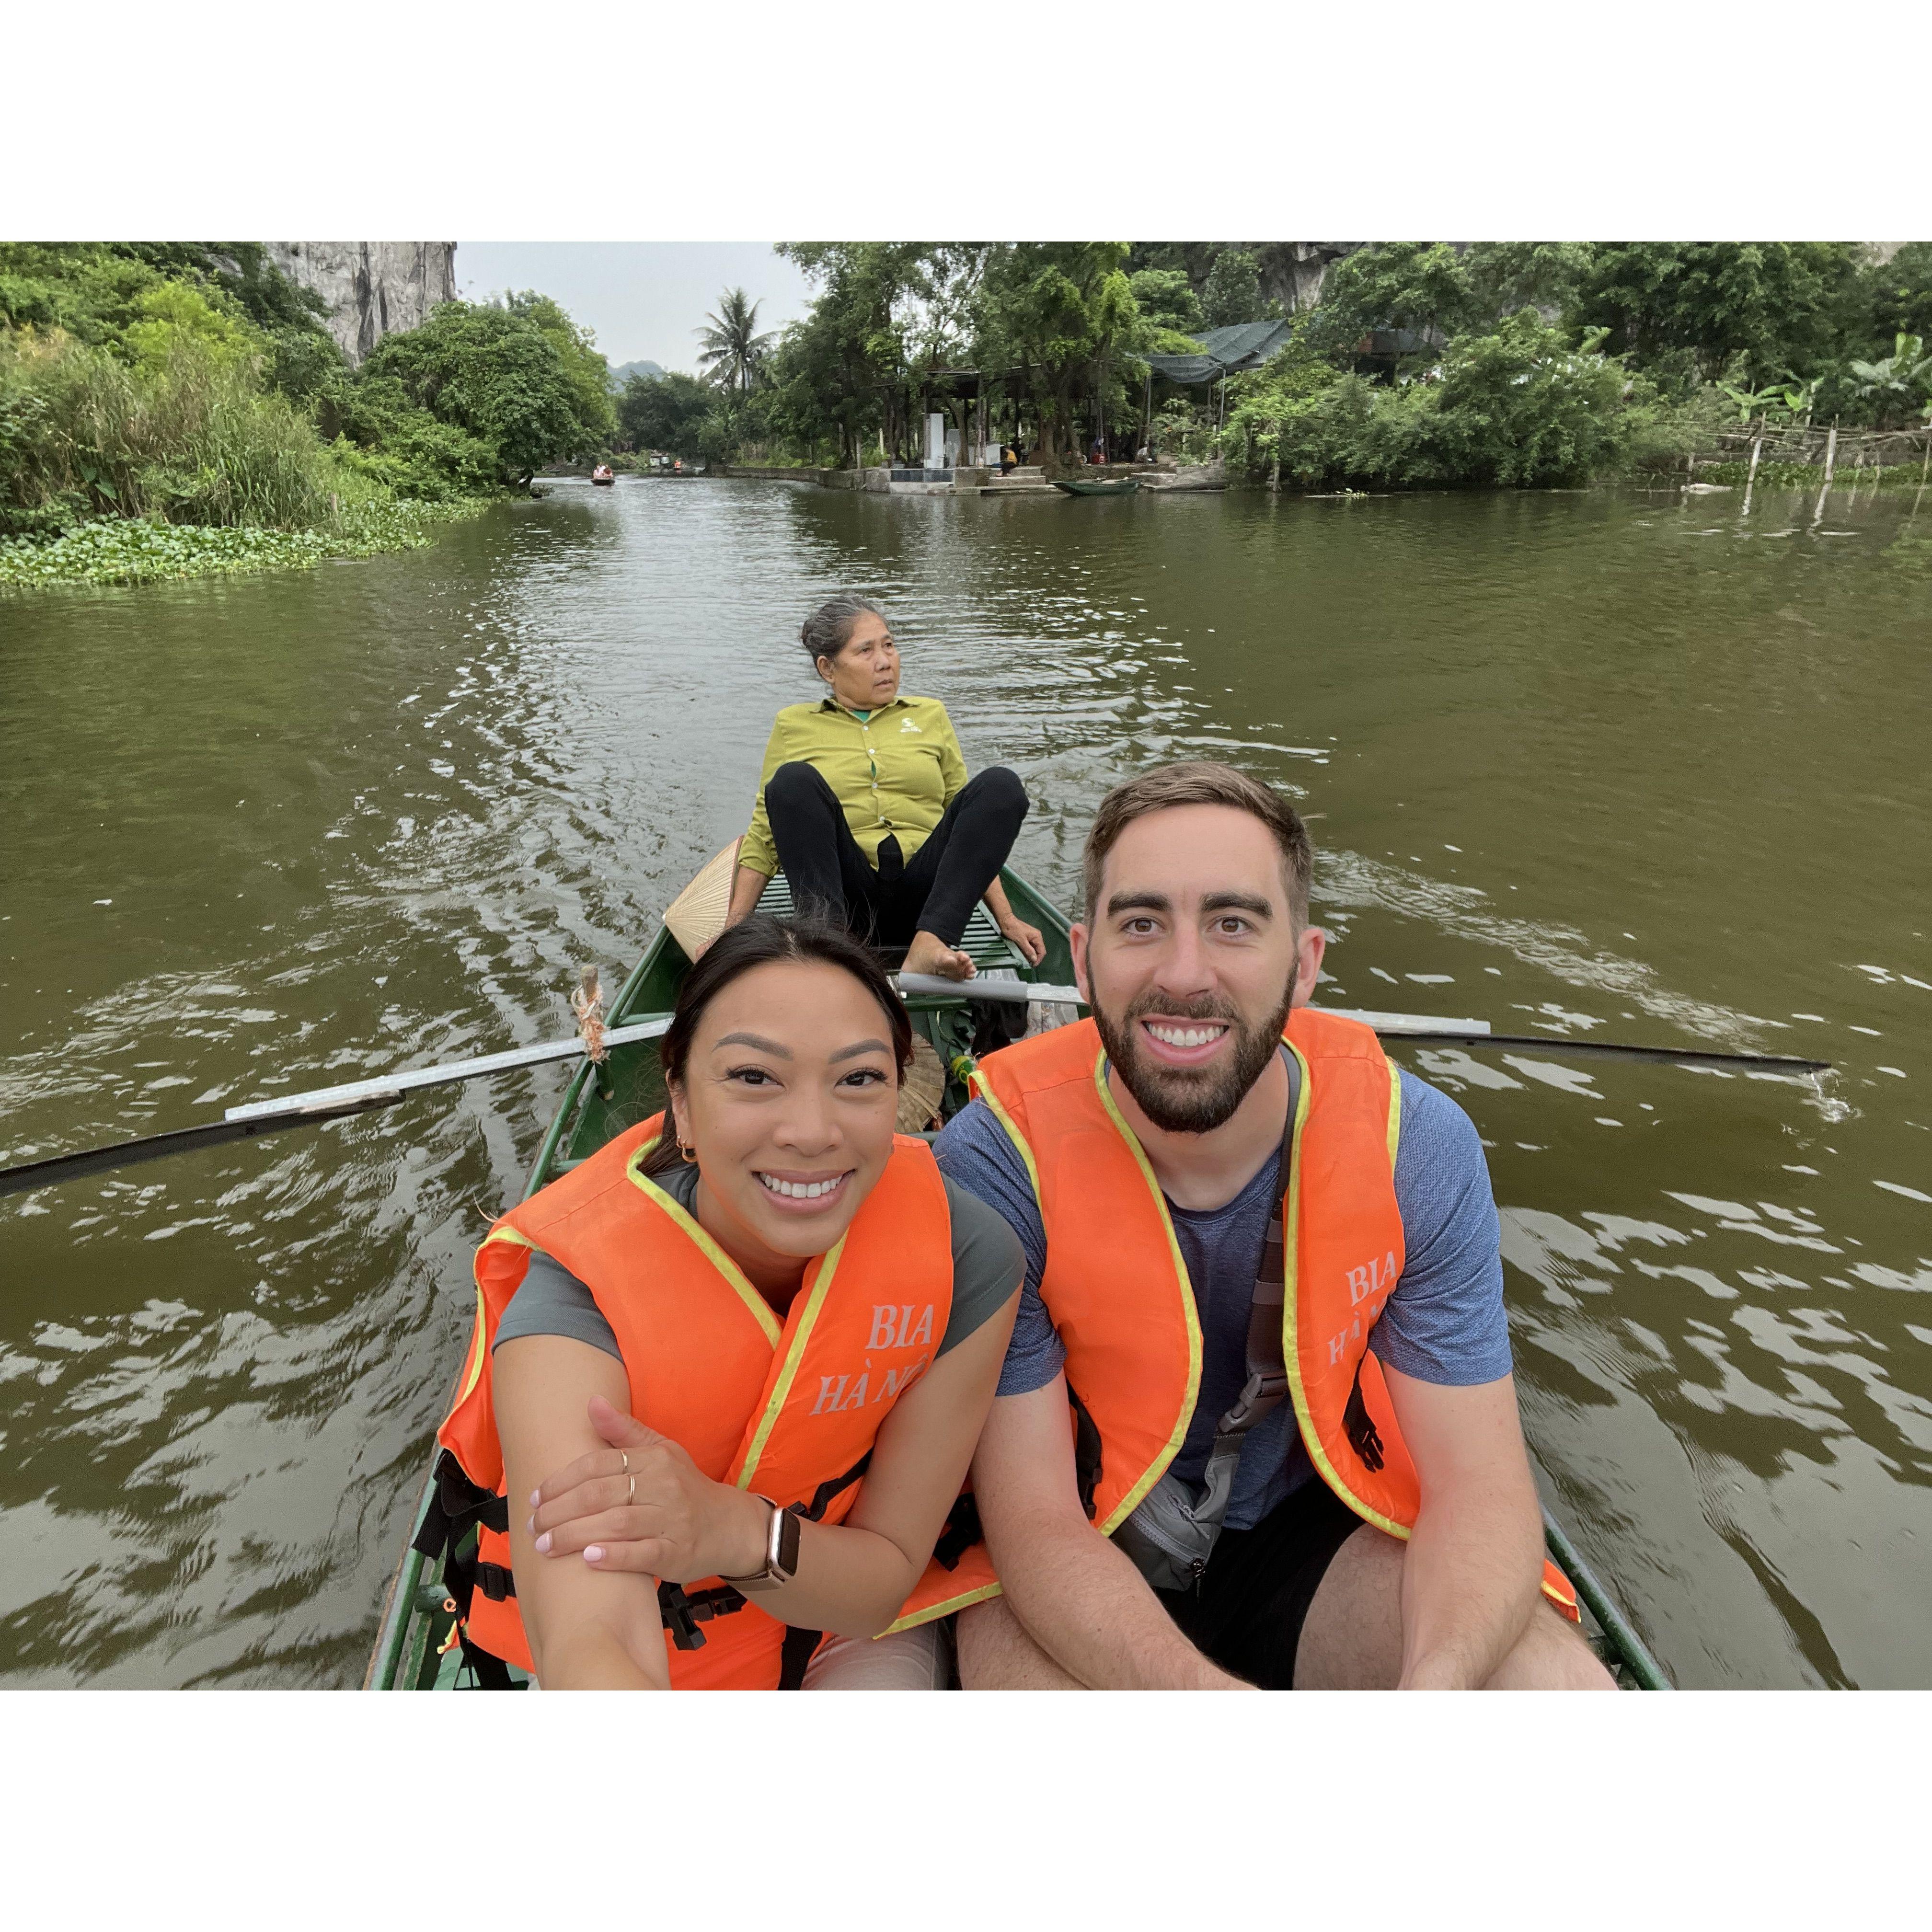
0, 497, 487, 588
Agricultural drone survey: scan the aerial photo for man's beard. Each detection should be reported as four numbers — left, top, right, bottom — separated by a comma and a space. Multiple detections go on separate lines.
1091, 980, 1294, 1135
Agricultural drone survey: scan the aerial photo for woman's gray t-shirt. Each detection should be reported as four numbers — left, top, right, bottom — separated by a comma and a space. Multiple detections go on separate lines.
494, 1162, 1022, 1361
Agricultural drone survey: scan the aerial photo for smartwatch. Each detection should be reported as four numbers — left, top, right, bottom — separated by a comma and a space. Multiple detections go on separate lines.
722, 1495, 802, 1594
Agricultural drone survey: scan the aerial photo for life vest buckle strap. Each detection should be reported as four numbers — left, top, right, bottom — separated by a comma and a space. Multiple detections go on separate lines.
1216, 1369, 1290, 1439
475, 1561, 517, 1603
657, 1580, 749, 1650
416, 1449, 510, 1560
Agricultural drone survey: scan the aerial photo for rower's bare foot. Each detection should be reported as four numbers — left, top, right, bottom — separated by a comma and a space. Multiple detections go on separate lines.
903, 931, 976, 980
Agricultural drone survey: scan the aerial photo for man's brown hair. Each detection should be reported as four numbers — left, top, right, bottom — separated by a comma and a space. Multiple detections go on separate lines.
1081, 760, 1314, 926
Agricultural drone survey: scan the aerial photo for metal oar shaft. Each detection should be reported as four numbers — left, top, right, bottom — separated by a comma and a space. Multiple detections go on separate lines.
896, 978, 1826, 1072
222, 1018, 671, 1124
1383, 1031, 1829, 1075
898, 976, 1494, 1037
0, 1017, 671, 1202
0, 1100, 396, 1200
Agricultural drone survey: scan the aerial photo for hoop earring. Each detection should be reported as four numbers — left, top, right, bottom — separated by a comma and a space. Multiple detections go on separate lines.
678, 1137, 698, 1165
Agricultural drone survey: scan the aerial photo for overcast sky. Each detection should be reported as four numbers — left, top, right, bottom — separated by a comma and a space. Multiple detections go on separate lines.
455, 242, 816, 373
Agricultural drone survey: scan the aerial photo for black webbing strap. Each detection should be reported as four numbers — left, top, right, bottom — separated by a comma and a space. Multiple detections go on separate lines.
932, 1493, 983, 1570
799, 1452, 872, 1522
411, 1448, 508, 1562
778, 1624, 823, 1691
1191, 1049, 1301, 1526
1067, 1382, 1104, 1519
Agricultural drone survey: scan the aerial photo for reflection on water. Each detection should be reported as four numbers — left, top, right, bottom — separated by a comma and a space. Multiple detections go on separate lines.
2, 480, 1928, 1685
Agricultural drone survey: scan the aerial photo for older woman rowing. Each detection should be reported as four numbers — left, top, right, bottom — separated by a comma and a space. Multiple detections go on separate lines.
720, 594, 1044, 980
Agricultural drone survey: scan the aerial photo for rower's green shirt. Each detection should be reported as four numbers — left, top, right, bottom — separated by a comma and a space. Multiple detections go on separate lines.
739, 694, 969, 877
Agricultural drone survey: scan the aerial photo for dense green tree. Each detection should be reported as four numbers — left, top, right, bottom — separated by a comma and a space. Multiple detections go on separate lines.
502, 290, 617, 448
970, 243, 1137, 467
618, 370, 713, 457
1200, 248, 1265, 328
1864, 244, 1932, 352
355, 301, 609, 486
696, 288, 777, 396
1127, 267, 1203, 336
1463, 242, 1594, 321
768, 244, 939, 465
1309, 242, 1478, 352
1567, 242, 1864, 385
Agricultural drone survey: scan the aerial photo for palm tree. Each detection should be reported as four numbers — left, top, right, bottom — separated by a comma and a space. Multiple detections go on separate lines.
695, 288, 776, 397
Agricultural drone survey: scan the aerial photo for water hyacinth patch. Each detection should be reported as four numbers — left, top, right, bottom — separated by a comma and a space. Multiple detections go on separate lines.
0, 499, 483, 588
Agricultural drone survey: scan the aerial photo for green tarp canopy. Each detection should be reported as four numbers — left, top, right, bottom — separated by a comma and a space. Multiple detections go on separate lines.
1142, 320, 1293, 385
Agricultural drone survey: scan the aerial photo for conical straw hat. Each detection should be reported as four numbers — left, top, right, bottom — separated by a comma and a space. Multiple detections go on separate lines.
897, 1031, 947, 1134
662, 839, 742, 959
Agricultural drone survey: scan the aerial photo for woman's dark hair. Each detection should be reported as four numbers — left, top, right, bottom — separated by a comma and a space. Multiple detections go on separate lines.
639, 912, 913, 1177
800, 594, 886, 675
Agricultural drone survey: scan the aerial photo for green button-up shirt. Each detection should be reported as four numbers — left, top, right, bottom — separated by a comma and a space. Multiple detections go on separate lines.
739, 693, 970, 878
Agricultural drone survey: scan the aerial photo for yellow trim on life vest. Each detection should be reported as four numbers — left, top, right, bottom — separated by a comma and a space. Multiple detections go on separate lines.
1386, 1058, 1403, 1173
1278, 1037, 1410, 1544
735, 1234, 848, 1488
883, 1579, 1003, 1634
1090, 1050, 1204, 1536
969, 1069, 1041, 1204
625, 1139, 782, 1347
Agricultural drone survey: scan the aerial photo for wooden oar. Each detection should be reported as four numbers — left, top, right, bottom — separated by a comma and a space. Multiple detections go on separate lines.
0, 1018, 671, 1201
894, 976, 1831, 1074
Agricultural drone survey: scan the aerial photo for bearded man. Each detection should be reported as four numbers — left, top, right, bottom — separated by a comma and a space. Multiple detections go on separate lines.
934, 761, 1612, 1689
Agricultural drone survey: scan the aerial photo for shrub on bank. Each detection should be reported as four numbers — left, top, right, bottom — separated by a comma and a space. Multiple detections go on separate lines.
1225, 311, 1676, 490
1, 245, 621, 584
0, 328, 358, 537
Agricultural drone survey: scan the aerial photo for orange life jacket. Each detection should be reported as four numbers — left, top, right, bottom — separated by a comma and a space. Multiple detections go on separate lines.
968, 1011, 1580, 1621
421, 1117, 999, 1689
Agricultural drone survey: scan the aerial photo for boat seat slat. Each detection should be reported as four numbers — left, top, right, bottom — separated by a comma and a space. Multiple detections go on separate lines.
753, 874, 1028, 974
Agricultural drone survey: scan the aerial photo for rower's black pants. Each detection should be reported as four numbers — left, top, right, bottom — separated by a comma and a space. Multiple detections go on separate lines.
764, 761, 1028, 951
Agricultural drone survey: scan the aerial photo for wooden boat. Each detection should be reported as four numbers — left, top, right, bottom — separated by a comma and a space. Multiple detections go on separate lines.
1052, 475, 1139, 497
591, 466, 615, 486
365, 866, 1671, 1691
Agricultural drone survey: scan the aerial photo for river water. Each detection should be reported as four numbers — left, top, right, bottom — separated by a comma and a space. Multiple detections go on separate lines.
2, 477, 1928, 1687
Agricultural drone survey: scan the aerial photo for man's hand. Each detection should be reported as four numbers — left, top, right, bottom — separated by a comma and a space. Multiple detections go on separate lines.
529, 1395, 769, 1584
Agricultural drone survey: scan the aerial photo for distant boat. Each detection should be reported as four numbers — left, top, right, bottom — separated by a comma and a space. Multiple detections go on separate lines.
591, 465, 615, 486
1052, 476, 1138, 497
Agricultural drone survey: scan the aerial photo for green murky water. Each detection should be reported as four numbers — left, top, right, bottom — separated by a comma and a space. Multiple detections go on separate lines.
3, 477, 1928, 1686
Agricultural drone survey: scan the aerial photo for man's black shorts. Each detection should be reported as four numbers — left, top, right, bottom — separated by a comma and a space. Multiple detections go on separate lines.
1154, 1477, 1366, 1689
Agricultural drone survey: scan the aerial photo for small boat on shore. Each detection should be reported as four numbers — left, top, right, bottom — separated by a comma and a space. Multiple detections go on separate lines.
1053, 476, 1139, 497
365, 862, 1672, 1692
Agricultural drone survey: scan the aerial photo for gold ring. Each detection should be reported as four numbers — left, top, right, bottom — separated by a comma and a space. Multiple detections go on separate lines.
627, 1472, 636, 1505
619, 1449, 630, 1473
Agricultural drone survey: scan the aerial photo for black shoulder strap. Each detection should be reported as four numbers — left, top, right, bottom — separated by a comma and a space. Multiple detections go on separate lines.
1189, 1051, 1302, 1528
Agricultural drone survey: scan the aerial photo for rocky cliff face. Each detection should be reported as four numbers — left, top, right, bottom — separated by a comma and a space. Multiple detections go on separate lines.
1255, 244, 1362, 312
266, 243, 457, 363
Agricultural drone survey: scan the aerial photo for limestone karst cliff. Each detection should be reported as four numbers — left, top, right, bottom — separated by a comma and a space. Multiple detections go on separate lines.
266, 243, 457, 363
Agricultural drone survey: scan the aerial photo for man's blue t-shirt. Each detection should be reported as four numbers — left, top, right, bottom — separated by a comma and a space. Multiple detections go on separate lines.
932, 1061, 1512, 1532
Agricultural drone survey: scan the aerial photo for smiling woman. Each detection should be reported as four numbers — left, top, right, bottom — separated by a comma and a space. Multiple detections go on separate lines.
427, 913, 1021, 1690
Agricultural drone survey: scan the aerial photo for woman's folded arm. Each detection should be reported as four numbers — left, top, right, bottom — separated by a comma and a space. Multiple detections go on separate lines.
494, 1334, 673, 1689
